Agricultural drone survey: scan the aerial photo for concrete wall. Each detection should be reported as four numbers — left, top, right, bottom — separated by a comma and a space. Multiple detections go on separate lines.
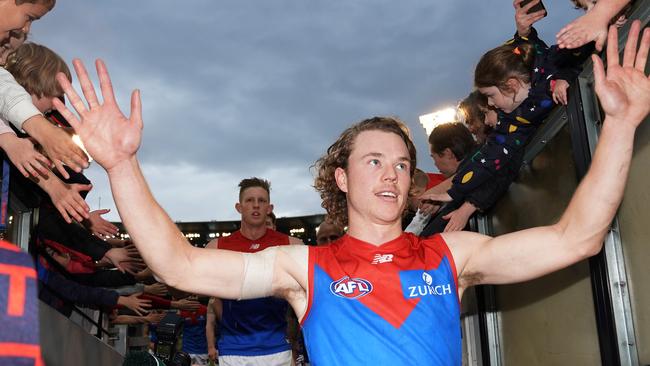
489, 125, 601, 365
40, 302, 123, 366
617, 112, 650, 364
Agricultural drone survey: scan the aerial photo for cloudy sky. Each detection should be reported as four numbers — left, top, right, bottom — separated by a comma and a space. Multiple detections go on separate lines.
31, 1, 578, 222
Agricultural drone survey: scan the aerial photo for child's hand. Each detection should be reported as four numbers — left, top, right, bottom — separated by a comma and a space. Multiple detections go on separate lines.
85, 208, 119, 237
419, 192, 452, 204
552, 79, 570, 105
513, 0, 546, 38
22, 117, 89, 179
0, 134, 51, 178
442, 202, 477, 232
418, 201, 440, 216
49, 182, 92, 223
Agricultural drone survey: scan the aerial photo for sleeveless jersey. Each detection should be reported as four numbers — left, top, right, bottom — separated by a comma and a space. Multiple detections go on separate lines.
217, 229, 292, 356
181, 306, 208, 354
302, 233, 461, 365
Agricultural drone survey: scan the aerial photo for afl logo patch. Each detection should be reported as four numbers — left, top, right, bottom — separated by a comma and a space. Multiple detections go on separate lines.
330, 276, 373, 299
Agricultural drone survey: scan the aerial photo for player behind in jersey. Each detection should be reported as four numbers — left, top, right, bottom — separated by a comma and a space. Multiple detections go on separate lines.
204, 178, 301, 366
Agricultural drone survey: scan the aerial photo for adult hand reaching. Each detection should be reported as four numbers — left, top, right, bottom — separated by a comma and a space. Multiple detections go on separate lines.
556, 0, 630, 51
22, 116, 89, 179
144, 282, 168, 297
419, 192, 452, 204
49, 181, 92, 223
104, 245, 141, 273
592, 21, 650, 128
443, 202, 477, 232
85, 209, 119, 237
513, 0, 546, 38
118, 293, 151, 316
143, 311, 166, 325
172, 298, 201, 312
53, 59, 143, 172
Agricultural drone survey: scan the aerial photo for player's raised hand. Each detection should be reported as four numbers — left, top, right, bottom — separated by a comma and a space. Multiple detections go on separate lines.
592, 21, 650, 128
53, 59, 143, 171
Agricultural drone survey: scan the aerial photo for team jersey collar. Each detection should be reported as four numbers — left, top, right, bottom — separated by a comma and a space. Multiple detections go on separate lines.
339, 232, 411, 254
238, 227, 269, 242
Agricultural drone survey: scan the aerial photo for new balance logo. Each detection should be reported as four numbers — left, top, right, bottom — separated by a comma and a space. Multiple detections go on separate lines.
371, 254, 393, 264
249, 243, 260, 250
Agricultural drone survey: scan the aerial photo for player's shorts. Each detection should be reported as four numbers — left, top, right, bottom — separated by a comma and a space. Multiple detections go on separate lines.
218, 350, 292, 366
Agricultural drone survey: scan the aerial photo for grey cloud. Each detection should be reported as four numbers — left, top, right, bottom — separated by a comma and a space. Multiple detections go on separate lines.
31, 1, 579, 221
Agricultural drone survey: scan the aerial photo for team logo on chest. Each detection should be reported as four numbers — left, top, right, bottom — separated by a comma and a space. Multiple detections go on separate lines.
329, 276, 373, 299
400, 268, 454, 299
371, 253, 393, 264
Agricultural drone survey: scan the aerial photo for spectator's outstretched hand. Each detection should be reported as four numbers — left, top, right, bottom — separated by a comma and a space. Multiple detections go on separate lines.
592, 21, 650, 126
418, 202, 439, 216
23, 118, 89, 179
85, 209, 119, 237
552, 79, 570, 106
419, 192, 452, 204
144, 282, 168, 297
0, 135, 51, 178
121, 260, 147, 275
104, 246, 142, 273
443, 203, 477, 232
50, 182, 92, 223
53, 59, 142, 172
174, 298, 201, 312
557, 11, 609, 51
118, 293, 151, 316
143, 311, 165, 325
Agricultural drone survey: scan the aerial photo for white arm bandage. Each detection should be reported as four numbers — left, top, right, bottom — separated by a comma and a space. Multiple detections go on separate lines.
240, 246, 278, 300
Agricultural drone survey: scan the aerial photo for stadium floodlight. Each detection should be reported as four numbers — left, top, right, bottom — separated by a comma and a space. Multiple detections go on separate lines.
418, 107, 457, 136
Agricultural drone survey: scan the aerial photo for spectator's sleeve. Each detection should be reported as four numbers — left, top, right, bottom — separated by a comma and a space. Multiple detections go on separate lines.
549, 43, 595, 82
507, 26, 549, 49
0, 117, 16, 136
140, 294, 173, 309
38, 207, 111, 261
447, 137, 525, 202
38, 261, 119, 307
464, 152, 523, 211
0, 68, 41, 131
404, 209, 431, 235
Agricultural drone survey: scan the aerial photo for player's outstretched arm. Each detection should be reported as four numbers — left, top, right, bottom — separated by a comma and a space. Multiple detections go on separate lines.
446, 21, 650, 290
53, 59, 307, 300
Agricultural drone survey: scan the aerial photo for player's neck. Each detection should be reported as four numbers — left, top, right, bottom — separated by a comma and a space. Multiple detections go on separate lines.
239, 223, 267, 241
346, 216, 403, 247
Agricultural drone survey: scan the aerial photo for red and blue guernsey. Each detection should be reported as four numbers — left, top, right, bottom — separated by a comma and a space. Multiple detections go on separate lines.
217, 229, 292, 357
301, 233, 461, 365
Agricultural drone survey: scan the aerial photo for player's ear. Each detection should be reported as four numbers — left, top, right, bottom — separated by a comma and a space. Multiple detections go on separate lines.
335, 167, 348, 193
235, 202, 242, 214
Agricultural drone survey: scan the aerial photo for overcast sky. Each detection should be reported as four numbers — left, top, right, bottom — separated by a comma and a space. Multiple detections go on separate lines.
31, 1, 578, 222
